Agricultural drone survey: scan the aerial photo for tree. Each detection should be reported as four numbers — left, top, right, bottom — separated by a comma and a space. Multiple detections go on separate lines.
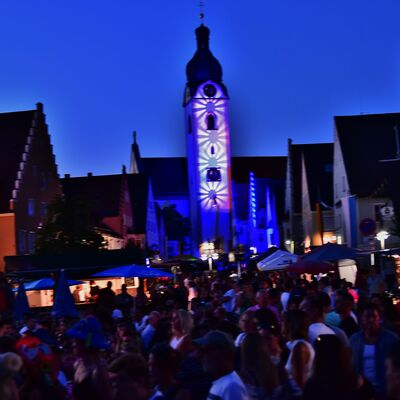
35, 195, 105, 254
161, 204, 190, 242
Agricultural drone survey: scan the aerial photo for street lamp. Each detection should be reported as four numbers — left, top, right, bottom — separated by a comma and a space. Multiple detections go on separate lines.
376, 230, 390, 250
285, 239, 294, 254
229, 251, 242, 278
201, 241, 219, 271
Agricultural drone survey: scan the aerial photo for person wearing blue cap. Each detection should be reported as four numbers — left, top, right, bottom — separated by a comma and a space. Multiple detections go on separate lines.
193, 330, 249, 400
66, 316, 112, 400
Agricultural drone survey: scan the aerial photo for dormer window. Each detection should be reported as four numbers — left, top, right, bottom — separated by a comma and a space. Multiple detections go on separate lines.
207, 114, 216, 130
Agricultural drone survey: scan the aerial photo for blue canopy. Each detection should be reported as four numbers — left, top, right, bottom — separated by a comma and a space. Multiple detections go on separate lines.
52, 270, 79, 318
13, 283, 30, 320
302, 243, 359, 262
13, 278, 84, 292
92, 264, 174, 279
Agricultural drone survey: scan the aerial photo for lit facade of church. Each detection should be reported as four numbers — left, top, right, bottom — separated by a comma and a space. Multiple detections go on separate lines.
184, 24, 233, 254
134, 23, 285, 256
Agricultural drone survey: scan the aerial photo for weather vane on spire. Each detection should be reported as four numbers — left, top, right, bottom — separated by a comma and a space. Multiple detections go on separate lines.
199, 0, 205, 23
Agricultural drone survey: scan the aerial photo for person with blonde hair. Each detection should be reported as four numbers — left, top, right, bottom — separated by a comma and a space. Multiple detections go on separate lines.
169, 309, 193, 354
0, 352, 23, 400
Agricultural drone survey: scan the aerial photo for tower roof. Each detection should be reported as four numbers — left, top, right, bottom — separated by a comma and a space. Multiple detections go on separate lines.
130, 130, 143, 174
185, 24, 227, 100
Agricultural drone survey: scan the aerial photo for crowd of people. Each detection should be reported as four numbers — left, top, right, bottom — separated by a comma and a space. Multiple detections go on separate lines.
0, 265, 400, 400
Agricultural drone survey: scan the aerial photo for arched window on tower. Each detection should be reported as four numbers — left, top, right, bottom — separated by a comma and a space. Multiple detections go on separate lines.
210, 146, 215, 155
207, 114, 216, 130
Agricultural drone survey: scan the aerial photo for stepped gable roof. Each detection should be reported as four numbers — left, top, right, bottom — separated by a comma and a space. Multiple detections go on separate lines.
231, 156, 287, 183
0, 109, 35, 213
302, 144, 333, 211
126, 173, 149, 234
141, 157, 188, 197
61, 174, 123, 223
335, 112, 400, 197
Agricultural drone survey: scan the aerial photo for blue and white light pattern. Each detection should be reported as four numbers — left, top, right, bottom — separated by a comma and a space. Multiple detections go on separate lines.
192, 83, 231, 210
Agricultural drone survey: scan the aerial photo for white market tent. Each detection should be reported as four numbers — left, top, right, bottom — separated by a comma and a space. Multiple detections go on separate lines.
257, 250, 298, 272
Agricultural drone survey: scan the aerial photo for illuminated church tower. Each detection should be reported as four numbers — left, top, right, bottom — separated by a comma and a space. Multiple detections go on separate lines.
184, 23, 233, 254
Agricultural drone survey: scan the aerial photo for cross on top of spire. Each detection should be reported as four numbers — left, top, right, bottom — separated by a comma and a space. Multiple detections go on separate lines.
199, 1, 205, 23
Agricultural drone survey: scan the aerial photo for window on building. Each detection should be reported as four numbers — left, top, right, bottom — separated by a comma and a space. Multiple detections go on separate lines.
210, 146, 215, 155
32, 165, 38, 177
28, 199, 35, 217
28, 232, 36, 254
374, 204, 385, 227
40, 202, 47, 219
207, 114, 216, 130
40, 172, 46, 191
324, 164, 333, 173
18, 230, 26, 253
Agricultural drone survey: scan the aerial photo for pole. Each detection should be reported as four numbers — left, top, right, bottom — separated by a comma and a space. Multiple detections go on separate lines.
237, 260, 241, 278
208, 257, 213, 272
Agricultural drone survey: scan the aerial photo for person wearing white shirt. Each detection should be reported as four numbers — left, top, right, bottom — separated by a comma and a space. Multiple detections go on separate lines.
194, 330, 249, 400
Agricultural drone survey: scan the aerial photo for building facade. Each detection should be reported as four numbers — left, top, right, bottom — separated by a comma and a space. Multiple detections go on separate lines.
333, 113, 400, 249
284, 140, 334, 251
0, 103, 61, 270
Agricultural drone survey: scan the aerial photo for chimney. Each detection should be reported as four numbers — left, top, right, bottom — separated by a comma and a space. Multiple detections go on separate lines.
87, 172, 93, 177
64, 174, 70, 179
36, 102, 43, 113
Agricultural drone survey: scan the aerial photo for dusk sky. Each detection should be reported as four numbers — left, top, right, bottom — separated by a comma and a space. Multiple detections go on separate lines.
1, 1, 400, 177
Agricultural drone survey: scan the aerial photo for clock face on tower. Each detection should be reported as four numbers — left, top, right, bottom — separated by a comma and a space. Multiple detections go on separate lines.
203, 84, 216, 98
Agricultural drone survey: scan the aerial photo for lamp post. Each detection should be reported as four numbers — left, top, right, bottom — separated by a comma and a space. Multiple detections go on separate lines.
229, 251, 241, 278
201, 241, 219, 271
285, 239, 294, 254
376, 230, 390, 250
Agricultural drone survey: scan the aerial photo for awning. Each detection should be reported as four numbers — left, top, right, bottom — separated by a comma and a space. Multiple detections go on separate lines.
257, 250, 298, 271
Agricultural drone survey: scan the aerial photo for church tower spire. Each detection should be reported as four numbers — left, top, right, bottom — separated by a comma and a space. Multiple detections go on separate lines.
184, 23, 233, 255
129, 130, 143, 174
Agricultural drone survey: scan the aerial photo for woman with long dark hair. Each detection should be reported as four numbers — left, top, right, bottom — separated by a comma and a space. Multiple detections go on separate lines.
239, 332, 279, 399
303, 334, 373, 400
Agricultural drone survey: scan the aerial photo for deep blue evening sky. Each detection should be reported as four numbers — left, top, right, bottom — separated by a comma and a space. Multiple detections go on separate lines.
1, 1, 399, 177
